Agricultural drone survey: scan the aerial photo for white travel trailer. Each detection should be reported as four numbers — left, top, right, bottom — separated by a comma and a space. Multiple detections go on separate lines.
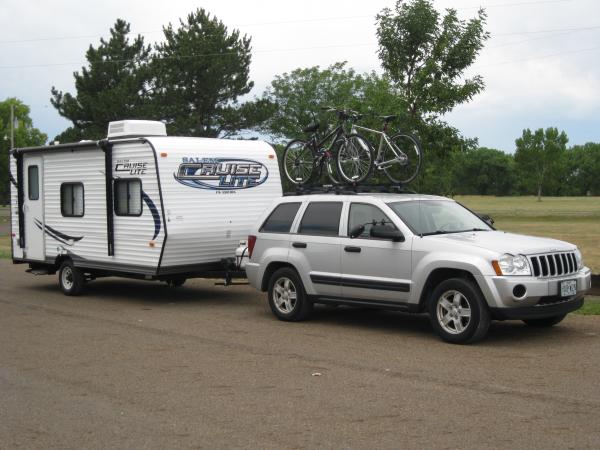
9, 120, 282, 295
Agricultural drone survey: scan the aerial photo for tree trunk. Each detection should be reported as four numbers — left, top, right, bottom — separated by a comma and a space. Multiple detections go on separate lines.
537, 184, 542, 202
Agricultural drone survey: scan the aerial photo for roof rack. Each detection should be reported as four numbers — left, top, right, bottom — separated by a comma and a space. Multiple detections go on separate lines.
283, 183, 417, 196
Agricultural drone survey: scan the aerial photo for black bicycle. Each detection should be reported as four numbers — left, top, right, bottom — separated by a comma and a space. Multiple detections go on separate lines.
282, 108, 373, 185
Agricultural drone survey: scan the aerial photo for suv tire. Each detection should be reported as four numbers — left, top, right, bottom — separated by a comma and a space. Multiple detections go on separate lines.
58, 260, 85, 296
268, 267, 313, 321
428, 278, 490, 344
523, 314, 566, 327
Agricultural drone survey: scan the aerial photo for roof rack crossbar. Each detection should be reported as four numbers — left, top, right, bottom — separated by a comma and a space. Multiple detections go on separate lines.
283, 183, 417, 196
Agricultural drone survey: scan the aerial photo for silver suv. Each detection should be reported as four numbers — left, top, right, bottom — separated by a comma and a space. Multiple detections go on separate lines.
245, 193, 591, 344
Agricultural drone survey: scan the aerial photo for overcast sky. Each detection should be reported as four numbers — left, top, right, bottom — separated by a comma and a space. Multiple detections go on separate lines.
1, 0, 599, 152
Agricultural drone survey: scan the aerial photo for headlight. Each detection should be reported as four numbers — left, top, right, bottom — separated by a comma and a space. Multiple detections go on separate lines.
574, 249, 583, 270
493, 254, 531, 276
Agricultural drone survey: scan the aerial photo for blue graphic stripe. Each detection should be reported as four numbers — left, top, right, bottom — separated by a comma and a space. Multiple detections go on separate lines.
34, 218, 83, 246
142, 192, 161, 240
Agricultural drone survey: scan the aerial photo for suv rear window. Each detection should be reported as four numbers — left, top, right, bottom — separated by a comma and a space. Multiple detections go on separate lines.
261, 202, 301, 233
298, 202, 342, 236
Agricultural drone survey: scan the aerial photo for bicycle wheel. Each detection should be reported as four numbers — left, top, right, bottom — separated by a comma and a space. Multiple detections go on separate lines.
382, 133, 423, 184
335, 133, 373, 184
324, 155, 341, 185
283, 139, 315, 185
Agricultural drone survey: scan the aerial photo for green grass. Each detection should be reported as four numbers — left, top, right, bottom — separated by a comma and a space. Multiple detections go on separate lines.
576, 296, 600, 315
0, 235, 10, 259
455, 196, 600, 274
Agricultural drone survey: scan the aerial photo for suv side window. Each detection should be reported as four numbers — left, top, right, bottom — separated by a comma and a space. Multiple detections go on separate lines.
348, 203, 397, 239
298, 202, 342, 236
260, 202, 301, 233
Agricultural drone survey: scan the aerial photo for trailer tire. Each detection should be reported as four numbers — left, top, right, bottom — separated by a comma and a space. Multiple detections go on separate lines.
58, 260, 85, 296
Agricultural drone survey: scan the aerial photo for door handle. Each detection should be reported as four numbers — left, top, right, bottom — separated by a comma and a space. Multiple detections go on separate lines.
292, 242, 307, 248
344, 246, 361, 253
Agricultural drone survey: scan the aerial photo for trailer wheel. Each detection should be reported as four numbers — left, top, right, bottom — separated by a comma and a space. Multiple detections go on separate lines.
58, 260, 85, 296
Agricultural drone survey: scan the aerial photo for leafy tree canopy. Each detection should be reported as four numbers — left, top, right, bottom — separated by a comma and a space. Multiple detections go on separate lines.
565, 143, 600, 196
51, 19, 152, 142
376, 0, 489, 120
514, 127, 568, 200
153, 8, 255, 137
0, 98, 47, 203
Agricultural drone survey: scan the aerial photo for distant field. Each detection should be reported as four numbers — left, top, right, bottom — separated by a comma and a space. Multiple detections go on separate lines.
456, 196, 600, 274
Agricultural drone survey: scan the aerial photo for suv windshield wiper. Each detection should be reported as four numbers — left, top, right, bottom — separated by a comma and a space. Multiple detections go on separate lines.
420, 228, 489, 237
420, 230, 454, 236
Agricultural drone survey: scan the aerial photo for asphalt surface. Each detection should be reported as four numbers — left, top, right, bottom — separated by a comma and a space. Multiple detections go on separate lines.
1, 260, 599, 449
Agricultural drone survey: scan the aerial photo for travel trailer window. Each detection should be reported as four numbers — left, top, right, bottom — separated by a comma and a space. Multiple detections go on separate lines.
114, 179, 142, 216
28, 166, 39, 200
61, 183, 84, 217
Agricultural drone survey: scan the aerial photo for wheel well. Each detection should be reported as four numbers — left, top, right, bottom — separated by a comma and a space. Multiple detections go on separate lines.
418, 268, 480, 312
261, 262, 297, 291
54, 255, 72, 271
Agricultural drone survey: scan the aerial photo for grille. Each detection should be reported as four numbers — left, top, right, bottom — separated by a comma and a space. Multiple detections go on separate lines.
528, 252, 577, 278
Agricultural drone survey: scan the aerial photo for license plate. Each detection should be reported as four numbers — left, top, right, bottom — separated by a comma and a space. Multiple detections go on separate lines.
560, 279, 577, 297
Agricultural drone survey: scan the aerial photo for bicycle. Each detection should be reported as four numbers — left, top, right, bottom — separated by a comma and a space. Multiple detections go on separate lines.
351, 115, 422, 184
282, 108, 373, 185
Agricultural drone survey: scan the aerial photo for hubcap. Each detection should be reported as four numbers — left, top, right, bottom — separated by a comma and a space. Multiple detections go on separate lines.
61, 267, 74, 290
436, 290, 472, 334
273, 277, 297, 314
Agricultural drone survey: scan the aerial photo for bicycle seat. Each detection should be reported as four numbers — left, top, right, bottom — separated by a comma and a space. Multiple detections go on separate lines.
303, 122, 320, 133
379, 115, 397, 123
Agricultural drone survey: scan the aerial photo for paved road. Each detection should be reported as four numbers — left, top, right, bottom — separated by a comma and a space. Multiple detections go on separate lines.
1, 260, 599, 449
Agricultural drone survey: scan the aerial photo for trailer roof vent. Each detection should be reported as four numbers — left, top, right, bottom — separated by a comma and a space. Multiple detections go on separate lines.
107, 120, 167, 139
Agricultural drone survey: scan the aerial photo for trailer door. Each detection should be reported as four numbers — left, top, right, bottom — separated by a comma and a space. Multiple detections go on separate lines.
23, 156, 44, 261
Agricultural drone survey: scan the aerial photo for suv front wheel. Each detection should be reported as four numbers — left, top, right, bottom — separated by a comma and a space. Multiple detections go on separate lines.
428, 278, 490, 344
268, 268, 313, 321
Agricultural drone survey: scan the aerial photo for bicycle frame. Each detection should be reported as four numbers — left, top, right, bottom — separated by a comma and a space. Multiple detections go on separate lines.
306, 123, 348, 174
310, 124, 346, 154
351, 124, 408, 169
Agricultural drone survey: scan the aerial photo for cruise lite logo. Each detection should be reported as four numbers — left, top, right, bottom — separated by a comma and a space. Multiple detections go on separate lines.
174, 157, 269, 190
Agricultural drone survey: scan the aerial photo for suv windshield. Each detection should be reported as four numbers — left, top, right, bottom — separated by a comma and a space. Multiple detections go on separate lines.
387, 200, 492, 236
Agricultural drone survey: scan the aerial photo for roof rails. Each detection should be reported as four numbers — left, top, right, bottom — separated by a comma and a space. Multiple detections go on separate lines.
283, 183, 417, 196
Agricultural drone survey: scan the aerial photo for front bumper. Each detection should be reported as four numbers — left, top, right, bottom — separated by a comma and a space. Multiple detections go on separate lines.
480, 267, 591, 311
491, 295, 584, 320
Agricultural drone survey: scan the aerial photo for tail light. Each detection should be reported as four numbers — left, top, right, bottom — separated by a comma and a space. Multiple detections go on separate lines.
247, 235, 257, 258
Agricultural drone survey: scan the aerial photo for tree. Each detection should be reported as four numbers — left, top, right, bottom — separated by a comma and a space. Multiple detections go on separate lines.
514, 127, 568, 201
262, 62, 358, 139
565, 143, 600, 195
454, 147, 516, 195
0, 98, 47, 204
152, 8, 255, 137
376, 0, 489, 123
51, 19, 152, 142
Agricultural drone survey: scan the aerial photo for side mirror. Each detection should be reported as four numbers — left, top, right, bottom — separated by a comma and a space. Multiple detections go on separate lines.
370, 225, 405, 242
349, 224, 365, 239
479, 214, 495, 226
